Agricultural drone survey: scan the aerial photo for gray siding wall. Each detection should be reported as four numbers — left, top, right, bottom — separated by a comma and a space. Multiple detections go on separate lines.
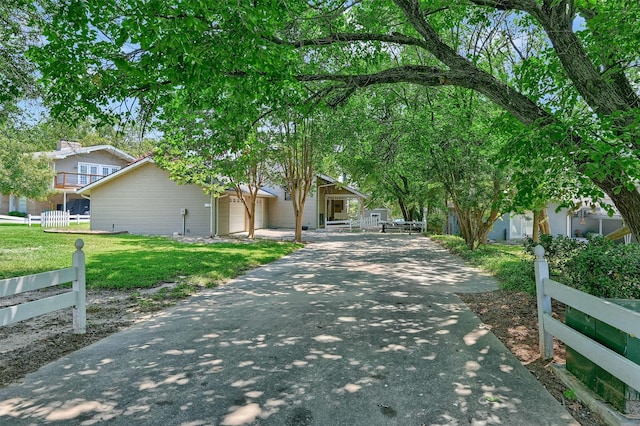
217, 196, 230, 236
90, 162, 213, 236
547, 203, 569, 237
54, 151, 130, 174
263, 184, 318, 229
487, 214, 510, 240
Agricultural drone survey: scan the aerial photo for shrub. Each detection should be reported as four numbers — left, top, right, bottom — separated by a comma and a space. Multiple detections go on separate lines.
524, 234, 585, 280
525, 235, 640, 299
565, 238, 640, 299
8, 211, 28, 217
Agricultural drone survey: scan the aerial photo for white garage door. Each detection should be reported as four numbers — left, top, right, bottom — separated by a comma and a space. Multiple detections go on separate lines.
229, 196, 245, 233
255, 199, 264, 229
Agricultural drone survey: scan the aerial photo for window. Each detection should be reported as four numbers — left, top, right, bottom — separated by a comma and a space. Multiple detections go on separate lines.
90, 165, 99, 182
78, 162, 121, 185
79, 164, 88, 185
18, 197, 27, 213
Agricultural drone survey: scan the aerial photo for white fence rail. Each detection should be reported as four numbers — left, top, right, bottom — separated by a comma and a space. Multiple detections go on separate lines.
325, 217, 426, 233
0, 214, 27, 224
0, 239, 86, 334
325, 217, 383, 232
0, 213, 90, 227
534, 245, 640, 391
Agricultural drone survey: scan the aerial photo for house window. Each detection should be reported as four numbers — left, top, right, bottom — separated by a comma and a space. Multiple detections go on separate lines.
79, 164, 88, 185
90, 165, 99, 182
18, 197, 27, 213
78, 162, 121, 186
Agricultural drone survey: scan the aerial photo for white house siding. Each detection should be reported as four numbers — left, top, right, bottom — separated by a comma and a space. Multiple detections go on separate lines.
89, 162, 213, 236
264, 185, 318, 229
229, 196, 246, 233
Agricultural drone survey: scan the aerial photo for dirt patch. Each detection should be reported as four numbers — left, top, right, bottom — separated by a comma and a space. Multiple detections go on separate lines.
0, 288, 164, 388
458, 290, 606, 426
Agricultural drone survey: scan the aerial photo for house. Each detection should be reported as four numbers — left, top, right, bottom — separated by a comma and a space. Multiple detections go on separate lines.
77, 157, 274, 236
78, 159, 368, 236
0, 141, 135, 216
448, 199, 628, 242
263, 174, 368, 230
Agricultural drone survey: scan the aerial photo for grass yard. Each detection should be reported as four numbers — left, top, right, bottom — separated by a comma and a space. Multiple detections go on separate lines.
0, 224, 301, 290
429, 234, 536, 294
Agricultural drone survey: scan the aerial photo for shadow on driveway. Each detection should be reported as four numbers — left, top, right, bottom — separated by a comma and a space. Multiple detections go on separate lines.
0, 234, 577, 425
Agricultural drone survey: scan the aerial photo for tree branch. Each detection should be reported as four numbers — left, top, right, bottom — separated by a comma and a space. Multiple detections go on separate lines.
296, 65, 549, 126
269, 31, 427, 49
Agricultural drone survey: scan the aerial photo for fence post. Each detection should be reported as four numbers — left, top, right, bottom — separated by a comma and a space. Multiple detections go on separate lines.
72, 238, 86, 334
534, 245, 553, 359
27, 214, 32, 227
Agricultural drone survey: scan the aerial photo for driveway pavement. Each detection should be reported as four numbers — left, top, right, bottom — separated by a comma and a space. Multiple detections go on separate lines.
0, 232, 578, 425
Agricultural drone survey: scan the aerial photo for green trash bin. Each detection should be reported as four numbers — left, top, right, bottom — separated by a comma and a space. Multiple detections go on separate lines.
566, 299, 640, 416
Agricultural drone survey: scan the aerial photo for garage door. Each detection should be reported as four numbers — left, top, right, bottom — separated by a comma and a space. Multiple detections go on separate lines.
255, 198, 264, 229
229, 196, 245, 233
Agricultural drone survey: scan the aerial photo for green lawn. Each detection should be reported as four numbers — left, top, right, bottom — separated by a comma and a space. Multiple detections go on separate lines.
429, 234, 536, 294
0, 225, 301, 290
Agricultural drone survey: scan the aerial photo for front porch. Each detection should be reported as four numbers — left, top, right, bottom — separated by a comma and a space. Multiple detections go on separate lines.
316, 174, 367, 228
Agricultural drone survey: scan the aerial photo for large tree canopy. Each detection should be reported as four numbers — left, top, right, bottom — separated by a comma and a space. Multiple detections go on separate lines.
0, 0, 45, 122
31, 0, 640, 239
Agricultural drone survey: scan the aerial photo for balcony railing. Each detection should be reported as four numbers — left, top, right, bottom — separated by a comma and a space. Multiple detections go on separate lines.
55, 172, 105, 189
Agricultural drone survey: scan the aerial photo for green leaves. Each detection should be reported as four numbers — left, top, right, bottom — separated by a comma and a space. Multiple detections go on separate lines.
0, 135, 54, 199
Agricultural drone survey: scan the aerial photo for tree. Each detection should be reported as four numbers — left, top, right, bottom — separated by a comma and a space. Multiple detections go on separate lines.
0, 1, 44, 122
31, 1, 640, 240
156, 119, 273, 239
328, 86, 444, 222
0, 134, 54, 200
268, 112, 326, 244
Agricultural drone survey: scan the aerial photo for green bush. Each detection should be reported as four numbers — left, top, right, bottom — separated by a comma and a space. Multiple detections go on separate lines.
8, 211, 28, 217
565, 238, 640, 299
525, 235, 640, 299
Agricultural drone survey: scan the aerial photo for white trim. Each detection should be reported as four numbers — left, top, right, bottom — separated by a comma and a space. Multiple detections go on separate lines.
316, 174, 368, 199
36, 144, 135, 163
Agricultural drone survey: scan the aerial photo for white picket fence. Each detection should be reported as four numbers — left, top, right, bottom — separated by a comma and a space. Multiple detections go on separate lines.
0, 239, 86, 334
0, 213, 90, 227
534, 245, 640, 391
325, 217, 382, 232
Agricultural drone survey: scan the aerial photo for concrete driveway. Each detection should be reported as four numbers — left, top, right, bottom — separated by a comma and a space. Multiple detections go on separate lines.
0, 233, 577, 425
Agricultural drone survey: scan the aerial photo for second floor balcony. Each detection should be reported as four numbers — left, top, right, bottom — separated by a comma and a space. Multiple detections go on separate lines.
55, 172, 106, 189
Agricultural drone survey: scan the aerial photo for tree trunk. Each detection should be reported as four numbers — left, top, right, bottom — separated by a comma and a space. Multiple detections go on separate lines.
294, 210, 303, 243
598, 177, 640, 242
532, 210, 540, 243
453, 204, 500, 250
247, 200, 256, 239
540, 208, 551, 235
398, 197, 409, 221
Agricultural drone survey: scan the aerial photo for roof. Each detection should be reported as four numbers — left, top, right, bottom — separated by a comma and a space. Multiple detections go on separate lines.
79, 156, 277, 198
317, 173, 368, 199
78, 156, 154, 194
35, 144, 136, 163
237, 186, 277, 198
